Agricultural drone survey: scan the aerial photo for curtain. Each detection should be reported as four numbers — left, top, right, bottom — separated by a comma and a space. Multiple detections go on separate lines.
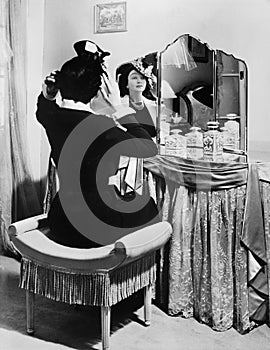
261, 181, 270, 326
0, 0, 41, 256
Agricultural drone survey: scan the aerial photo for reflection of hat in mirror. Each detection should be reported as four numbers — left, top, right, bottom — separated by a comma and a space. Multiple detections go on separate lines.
115, 62, 133, 82
130, 57, 155, 80
192, 85, 213, 109
116, 57, 155, 83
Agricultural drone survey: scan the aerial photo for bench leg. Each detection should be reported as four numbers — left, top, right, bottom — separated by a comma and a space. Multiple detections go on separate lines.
144, 284, 152, 326
101, 305, 111, 350
26, 290, 35, 335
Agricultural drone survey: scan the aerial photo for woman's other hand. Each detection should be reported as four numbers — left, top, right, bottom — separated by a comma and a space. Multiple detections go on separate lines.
42, 70, 60, 100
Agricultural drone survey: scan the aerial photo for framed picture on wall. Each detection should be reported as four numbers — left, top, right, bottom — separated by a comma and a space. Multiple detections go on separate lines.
95, 2, 127, 33
188, 36, 208, 63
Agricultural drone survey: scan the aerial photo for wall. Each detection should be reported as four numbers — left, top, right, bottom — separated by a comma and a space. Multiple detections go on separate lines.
27, 0, 270, 181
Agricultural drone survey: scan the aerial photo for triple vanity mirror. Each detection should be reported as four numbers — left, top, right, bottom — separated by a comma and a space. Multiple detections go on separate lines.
153, 34, 248, 162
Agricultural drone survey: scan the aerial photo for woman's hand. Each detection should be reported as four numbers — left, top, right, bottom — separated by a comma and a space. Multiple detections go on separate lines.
42, 70, 60, 100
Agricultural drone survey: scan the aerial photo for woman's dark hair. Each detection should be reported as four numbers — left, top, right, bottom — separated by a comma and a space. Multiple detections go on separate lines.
58, 55, 103, 104
116, 63, 155, 101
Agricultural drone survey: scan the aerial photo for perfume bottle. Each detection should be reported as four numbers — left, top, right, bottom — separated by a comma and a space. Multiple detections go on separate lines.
224, 114, 240, 149
165, 129, 187, 158
203, 121, 223, 161
159, 102, 171, 146
220, 126, 236, 150
186, 126, 203, 160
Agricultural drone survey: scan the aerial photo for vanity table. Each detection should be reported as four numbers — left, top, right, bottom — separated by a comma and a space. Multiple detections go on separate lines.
141, 34, 269, 333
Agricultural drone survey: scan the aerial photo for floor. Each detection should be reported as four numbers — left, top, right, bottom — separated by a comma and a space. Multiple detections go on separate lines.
1, 255, 270, 350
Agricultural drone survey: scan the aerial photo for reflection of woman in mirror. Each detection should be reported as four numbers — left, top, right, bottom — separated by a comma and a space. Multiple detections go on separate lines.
116, 58, 157, 138
114, 58, 158, 219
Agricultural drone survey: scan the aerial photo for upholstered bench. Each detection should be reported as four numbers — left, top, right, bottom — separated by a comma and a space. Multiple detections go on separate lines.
9, 214, 172, 350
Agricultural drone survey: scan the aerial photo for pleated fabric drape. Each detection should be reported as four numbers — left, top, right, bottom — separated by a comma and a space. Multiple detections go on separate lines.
144, 156, 270, 333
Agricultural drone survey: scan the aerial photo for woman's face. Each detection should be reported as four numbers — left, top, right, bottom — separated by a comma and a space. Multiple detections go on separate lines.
127, 70, 147, 94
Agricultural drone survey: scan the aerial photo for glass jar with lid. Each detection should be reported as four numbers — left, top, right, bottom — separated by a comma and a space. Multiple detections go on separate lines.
165, 129, 187, 158
186, 126, 203, 160
224, 113, 240, 149
220, 126, 236, 150
203, 121, 223, 161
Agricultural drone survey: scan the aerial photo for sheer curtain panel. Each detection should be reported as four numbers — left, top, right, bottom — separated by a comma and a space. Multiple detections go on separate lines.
0, 0, 41, 256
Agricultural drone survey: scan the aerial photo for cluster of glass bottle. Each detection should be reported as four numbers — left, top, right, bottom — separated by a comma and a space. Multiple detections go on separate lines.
164, 119, 240, 161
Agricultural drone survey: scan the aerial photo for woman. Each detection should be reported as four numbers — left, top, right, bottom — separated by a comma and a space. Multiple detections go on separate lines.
116, 57, 157, 138
36, 40, 159, 248
113, 58, 158, 200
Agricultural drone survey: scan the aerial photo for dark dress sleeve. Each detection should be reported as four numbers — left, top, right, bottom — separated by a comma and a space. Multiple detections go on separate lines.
36, 93, 89, 127
104, 113, 158, 158
36, 92, 157, 160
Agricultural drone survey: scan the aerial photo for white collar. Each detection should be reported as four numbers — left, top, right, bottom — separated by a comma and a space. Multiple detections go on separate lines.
121, 95, 154, 106
61, 99, 95, 113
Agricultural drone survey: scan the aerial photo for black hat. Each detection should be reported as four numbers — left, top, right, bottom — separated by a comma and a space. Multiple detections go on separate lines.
73, 40, 110, 61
